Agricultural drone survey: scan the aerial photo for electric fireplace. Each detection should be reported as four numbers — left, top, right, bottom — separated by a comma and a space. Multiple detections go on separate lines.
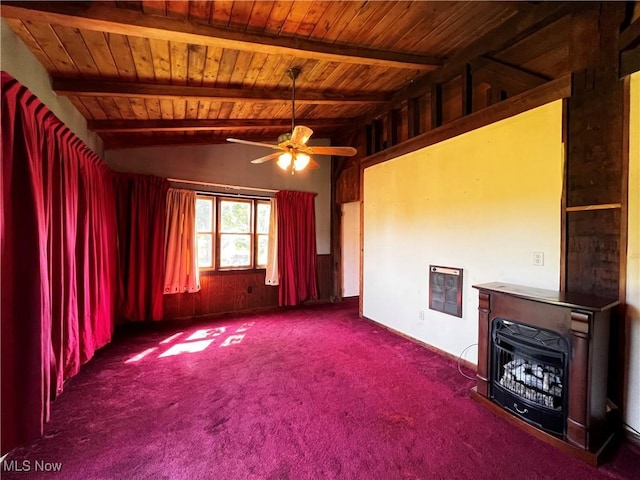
471, 282, 619, 466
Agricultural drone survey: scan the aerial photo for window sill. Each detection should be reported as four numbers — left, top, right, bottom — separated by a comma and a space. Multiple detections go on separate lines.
199, 268, 266, 277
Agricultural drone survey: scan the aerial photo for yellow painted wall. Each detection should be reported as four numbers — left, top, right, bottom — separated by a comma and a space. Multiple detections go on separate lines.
626, 71, 640, 434
363, 101, 563, 360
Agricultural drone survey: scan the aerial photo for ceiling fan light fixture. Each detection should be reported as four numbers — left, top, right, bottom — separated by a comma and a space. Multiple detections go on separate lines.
277, 151, 292, 170
277, 151, 311, 173
293, 152, 311, 171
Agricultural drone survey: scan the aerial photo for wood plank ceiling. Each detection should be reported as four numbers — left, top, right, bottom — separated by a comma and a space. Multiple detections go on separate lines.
2, 1, 540, 150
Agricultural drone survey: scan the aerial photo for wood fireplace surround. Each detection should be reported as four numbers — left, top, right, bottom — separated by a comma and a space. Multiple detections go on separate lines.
471, 282, 619, 466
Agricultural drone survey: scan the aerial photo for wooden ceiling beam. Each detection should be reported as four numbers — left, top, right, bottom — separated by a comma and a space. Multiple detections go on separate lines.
0, 2, 445, 70
103, 136, 244, 150
88, 118, 355, 133
52, 79, 389, 105
103, 132, 337, 150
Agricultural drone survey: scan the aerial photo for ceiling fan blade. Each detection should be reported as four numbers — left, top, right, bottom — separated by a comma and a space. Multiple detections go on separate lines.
308, 146, 357, 156
308, 158, 320, 170
227, 138, 283, 150
250, 152, 282, 164
290, 125, 314, 145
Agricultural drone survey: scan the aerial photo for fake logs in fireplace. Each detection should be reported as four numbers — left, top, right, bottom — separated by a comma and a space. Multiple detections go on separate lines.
491, 318, 569, 436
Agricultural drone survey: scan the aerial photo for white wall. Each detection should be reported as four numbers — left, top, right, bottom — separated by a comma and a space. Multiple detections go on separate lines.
105, 142, 332, 254
341, 201, 361, 297
626, 71, 640, 435
0, 19, 103, 156
363, 101, 563, 361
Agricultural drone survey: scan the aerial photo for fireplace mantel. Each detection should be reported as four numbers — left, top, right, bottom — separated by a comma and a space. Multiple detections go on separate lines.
471, 282, 619, 466
472, 282, 619, 312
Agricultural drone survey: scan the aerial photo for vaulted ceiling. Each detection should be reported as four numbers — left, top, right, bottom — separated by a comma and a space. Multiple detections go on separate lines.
1, 1, 574, 150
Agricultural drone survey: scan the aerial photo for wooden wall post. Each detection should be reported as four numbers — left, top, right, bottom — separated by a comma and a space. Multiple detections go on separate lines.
565, 2, 627, 410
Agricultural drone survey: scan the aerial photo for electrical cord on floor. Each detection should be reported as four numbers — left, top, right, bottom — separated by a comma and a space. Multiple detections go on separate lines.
457, 343, 478, 380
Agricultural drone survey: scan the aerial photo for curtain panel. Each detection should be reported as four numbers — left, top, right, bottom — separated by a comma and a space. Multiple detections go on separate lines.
164, 188, 200, 294
114, 173, 169, 322
265, 197, 279, 286
1, 72, 118, 454
276, 190, 319, 306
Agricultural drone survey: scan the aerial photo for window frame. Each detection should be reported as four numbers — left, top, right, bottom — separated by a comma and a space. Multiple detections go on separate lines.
195, 193, 271, 273
254, 200, 271, 269
195, 196, 216, 271
217, 197, 254, 271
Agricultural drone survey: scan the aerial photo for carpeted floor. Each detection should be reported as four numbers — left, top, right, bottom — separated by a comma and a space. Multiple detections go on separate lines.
3, 301, 639, 479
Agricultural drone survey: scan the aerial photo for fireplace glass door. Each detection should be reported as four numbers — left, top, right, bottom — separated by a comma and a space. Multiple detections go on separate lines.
490, 318, 570, 436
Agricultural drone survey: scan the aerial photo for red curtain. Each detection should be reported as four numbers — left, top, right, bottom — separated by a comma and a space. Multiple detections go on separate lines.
114, 173, 168, 321
276, 190, 319, 306
1, 72, 117, 454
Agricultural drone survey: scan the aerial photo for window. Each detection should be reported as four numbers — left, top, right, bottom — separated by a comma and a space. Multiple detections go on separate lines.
196, 197, 214, 268
219, 199, 252, 268
196, 195, 271, 271
256, 202, 270, 267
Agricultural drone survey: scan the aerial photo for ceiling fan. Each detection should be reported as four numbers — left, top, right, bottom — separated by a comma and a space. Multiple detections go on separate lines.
226, 68, 357, 174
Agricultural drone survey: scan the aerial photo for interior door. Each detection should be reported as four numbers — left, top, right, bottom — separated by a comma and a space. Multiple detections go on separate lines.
341, 201, 361, 298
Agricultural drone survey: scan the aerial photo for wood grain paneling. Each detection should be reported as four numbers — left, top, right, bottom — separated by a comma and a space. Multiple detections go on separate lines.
442, 74, 463, 123
566, 6, 624, 209
3, 18, 59, 73
51, 25, 101, 78
79, 30, 120, 78
163, 270, 278, 320
317, 254, 332, 301
566, 209, 621, 299
336, 166, 360, 204
397, 102, 409, 144
566, 77, 624, 207
495, 16, 571, 79
472, 82, 490, 112
107, 33, 138, 80
163, 254, 332, 319
21, 20, 80, 76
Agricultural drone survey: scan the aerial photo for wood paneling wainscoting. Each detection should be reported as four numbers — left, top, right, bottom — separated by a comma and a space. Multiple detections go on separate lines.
163, 254, 333, 320
163, 271, 278, 320
316, 254, 333, 302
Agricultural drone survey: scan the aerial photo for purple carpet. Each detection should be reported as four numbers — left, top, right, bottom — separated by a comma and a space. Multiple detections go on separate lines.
3, 301, 639, 479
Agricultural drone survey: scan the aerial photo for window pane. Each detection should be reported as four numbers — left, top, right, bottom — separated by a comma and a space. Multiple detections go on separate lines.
220, 234, 251, 267
256, 202, 271, 234
197, 233, 212, 267
257, 234, 269, 267
196, 198, 213, 232
220, 201, 250, 233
